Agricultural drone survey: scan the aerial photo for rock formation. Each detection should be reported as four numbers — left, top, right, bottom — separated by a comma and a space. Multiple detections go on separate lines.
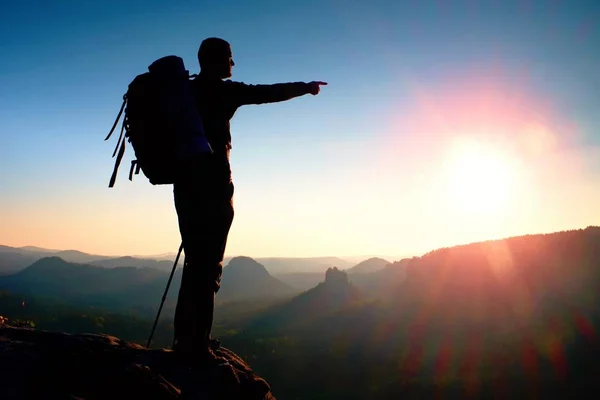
0, 325, 275, 400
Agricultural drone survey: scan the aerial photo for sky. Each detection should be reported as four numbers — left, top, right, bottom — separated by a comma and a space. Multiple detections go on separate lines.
1, 0, 599, 259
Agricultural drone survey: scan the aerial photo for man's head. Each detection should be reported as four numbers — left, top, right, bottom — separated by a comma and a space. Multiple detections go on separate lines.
198, 37, 234, 79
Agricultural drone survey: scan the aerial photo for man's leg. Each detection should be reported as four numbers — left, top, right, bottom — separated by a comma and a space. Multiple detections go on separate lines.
197, 180, 234, 341
172, 186, 209, 354
172, 179, 234, 357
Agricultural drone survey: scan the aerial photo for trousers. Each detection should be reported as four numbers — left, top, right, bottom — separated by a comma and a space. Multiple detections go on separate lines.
172, 153, 234, 351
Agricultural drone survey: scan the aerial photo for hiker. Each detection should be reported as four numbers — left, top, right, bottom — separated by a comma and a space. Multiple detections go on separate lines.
172, 37, 327, 365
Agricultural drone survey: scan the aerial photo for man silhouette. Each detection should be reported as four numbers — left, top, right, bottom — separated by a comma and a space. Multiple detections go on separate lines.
172, 37, 326, 366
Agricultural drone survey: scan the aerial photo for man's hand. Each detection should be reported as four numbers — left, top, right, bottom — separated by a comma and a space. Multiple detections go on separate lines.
308, 81, 327, 95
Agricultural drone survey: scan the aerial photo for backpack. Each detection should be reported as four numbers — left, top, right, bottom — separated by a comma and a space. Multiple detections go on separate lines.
104, 55, 212, 188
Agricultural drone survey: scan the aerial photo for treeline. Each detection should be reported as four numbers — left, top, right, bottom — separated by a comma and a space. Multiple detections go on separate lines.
0, 290, 175, 348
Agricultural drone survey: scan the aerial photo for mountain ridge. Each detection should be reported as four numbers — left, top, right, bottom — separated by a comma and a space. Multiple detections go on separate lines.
245, 267, 361, 334
219, 257, 297, 302
345, 257, 391, 274
0, 245, 394, 276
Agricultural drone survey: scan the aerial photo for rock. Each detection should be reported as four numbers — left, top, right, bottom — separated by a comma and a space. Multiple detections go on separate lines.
0, 325, 275, 400
324, 267, 349, 286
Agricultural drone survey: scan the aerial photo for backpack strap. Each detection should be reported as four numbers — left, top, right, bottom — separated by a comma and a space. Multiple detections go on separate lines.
105, 96, 127, 141
108, 135, 127, 188
128, 160, 141, 181
112, 116, 126, 157
106, 94, 131, 188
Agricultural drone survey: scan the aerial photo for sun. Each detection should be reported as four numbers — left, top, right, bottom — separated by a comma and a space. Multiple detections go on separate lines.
441, 137, 518, 216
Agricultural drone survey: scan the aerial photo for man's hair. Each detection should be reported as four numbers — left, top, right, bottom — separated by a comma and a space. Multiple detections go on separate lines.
198, 37, 230, 68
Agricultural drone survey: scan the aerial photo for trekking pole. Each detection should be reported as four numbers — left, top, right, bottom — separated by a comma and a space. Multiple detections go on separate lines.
147, 241, 184, 349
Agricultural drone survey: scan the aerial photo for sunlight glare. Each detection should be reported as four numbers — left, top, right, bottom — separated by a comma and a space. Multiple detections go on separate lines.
442, 137, 518, 216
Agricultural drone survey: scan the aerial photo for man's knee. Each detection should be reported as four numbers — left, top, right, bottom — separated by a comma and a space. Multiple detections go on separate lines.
195, 270, 221, 294
181, 258, 222, 290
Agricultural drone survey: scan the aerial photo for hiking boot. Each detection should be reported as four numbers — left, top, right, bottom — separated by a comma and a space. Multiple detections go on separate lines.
208, 337, 221, 350
173, 336, 220, 351
174, 345, 228, 369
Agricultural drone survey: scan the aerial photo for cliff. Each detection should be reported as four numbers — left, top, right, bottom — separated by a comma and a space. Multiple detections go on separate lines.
0, 325, 275, 400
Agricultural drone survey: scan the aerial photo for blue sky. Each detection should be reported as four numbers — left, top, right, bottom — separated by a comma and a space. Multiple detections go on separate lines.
1, 0, 599, 258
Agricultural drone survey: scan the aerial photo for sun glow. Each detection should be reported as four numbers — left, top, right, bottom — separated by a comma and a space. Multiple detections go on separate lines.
441, 137, 519, 216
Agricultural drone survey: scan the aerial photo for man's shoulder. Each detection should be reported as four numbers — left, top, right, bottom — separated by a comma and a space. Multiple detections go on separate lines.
193, 78, 247, 90
222, 79, 249, 88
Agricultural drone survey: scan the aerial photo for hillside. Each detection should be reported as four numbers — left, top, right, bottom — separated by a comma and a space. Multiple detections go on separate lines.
348, 258, 411, 298
272, 272, 324, 291
274, 257, 397, 291
245, 267, 361, 334
222, 227, 600, 399
240, 257, 353, 274
345, 257, 390, 274
219, 257, 297, 302
2, 257, 167, 292
393, 226, 600, 337
0, 257, 172, 313
0, 251, 39, 276
0, 256, 302, 315
0, 246, 356, 277
90, 256, 180, 272
0, 246, 111, 274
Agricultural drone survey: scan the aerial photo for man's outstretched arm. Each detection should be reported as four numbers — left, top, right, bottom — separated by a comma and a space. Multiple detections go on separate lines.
228, 81, 327, 106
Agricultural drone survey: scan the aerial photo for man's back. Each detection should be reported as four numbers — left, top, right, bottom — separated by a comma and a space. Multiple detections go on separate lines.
191, 75, 238, 155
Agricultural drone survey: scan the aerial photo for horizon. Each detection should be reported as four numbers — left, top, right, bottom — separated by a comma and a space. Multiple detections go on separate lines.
3, 224, 596, 262
3, 241, 411, 262
2, 1, 600, 257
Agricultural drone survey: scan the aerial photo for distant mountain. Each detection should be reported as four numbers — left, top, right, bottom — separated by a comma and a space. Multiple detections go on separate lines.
131, 252, 179, 262
218, 257, 296, 303
273, 272, 325, 291
0, 245, 37, 253
163, 255, 354, 274
0, 245, 49, 257
16, 245, 60, 253
0, 251, 40, 276
345, 257, 390, 274
0, 246, 114, 274
0, 257, 170, 312
0, 244, 362, 277
90, 256, 181, 272
338, 254, 409, 264
0, 245, 113, 263
238, 257, 353, 275
274, 258, 403, 293
0, 254, 311, 314
246, 267, 362, 333
52, 250, 113, 264
398, 226, 600, 327
348, 258, 411, 298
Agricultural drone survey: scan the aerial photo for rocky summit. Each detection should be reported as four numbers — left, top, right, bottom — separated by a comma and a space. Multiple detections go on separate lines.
0, 325, 275, 400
